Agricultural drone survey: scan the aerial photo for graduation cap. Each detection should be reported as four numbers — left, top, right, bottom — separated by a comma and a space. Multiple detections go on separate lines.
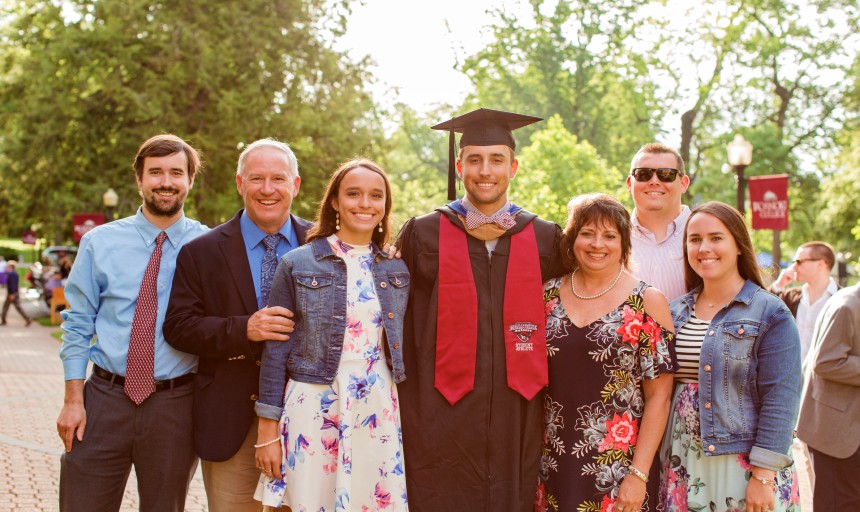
432, 108, 543, 200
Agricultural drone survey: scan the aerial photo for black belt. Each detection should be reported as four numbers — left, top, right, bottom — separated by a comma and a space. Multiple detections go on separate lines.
92, 364, 194, 391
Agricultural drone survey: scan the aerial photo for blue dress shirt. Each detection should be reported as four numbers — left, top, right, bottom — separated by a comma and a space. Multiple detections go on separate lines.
60, 208, 208, 381
239, 211, 298, 308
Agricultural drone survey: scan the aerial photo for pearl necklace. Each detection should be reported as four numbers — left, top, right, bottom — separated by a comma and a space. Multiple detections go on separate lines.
570, 267, 624, 300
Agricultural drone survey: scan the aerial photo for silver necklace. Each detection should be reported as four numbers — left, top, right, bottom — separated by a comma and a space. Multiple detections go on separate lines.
570, 267, 624, 300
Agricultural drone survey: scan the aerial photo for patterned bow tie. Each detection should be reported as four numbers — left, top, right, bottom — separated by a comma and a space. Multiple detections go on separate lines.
465, 209, 516, 230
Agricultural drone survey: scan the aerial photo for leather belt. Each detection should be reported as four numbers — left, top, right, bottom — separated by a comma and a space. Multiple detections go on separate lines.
92, 364, 194, 391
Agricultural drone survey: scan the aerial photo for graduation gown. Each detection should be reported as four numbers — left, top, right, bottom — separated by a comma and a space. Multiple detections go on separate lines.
396, 205, 567, 512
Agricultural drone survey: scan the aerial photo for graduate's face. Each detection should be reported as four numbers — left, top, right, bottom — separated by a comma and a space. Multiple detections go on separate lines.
456, 145, 518, 215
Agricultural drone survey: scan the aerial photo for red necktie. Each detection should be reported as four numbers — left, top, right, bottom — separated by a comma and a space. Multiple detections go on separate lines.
125, 231, 167, 405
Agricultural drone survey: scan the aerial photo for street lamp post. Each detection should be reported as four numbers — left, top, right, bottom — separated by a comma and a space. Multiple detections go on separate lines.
836, 252, 853, 287
727, 134, 753, 215
102, 188, 119, 222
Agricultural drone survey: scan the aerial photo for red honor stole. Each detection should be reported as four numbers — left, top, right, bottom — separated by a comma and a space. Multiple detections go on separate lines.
435, 214, 548, 405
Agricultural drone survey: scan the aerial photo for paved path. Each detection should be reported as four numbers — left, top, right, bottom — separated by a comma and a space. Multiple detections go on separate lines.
0, 290, 815, 511
0, 294, 208, 511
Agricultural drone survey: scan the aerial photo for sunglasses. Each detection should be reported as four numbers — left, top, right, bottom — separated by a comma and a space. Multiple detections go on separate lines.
793, 258, 820, 266
631, 167, 681, 182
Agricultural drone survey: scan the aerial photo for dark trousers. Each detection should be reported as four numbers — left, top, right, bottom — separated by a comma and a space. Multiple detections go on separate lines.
809, 444, 860, 510
59, 373, 198, 512
2, 292, 31, 323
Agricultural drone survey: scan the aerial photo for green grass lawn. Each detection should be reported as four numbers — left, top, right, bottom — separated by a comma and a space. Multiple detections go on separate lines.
0, 237, 45, 263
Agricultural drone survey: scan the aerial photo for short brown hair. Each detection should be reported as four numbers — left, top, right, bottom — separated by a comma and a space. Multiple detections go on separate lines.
800, 241, 836, 270
683, 201, 764, 292
631, 143, 685, 175
133, 134, 202, 182
560, 193, 632, 271
306, 158, 393, 247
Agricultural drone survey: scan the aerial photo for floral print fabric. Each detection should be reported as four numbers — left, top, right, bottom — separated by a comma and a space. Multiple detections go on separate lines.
658, 383, 800, 512
255, 237, 408, 511
537, 279, 676, 512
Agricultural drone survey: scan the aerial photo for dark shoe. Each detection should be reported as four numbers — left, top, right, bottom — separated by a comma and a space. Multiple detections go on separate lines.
25, 318, 33, 327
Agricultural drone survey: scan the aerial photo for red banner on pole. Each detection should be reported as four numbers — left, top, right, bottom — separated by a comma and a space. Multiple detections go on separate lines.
21, 230, 37, 245
73, 213, 105, 242
748, 174, 789, 230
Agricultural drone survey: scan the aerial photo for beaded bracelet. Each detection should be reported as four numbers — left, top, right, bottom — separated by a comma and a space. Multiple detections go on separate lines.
627, 465, 649, 483
253, 437, 280, 449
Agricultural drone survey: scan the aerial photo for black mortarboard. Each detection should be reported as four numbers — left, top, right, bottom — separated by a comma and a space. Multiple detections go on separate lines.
432, 108, 543, 200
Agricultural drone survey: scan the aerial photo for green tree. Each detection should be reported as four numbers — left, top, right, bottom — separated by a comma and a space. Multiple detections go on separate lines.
818, 53, 860, 264
458, 0, 657, 171
0, 0, 380, 242
382, 104, 449, 228
515, 115, 626, 225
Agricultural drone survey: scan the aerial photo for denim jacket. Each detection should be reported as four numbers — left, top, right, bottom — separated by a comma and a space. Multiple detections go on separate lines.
670, 280, 801, 470
256, 237, 410, 420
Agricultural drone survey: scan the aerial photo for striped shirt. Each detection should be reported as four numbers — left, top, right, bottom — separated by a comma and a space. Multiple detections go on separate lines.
630, 206, 690, 302
674, 311, 710, 384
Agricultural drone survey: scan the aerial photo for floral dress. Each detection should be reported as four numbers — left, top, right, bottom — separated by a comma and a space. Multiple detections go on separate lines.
255, 236, 408, 511
536, 279, 676, 512
658, 312, 800, 512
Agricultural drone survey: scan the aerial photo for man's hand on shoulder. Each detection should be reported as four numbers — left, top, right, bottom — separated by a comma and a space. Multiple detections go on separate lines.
247, 306, 295, 342
382, 243, 402, 260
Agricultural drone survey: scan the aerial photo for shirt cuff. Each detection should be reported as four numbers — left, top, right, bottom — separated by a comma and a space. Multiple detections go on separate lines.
255, 401, 284, 421
749, 445, 793, 471
62, 359, 89, 381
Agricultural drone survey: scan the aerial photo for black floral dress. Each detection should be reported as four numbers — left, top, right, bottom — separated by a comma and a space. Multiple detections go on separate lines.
536, 279, 676, 512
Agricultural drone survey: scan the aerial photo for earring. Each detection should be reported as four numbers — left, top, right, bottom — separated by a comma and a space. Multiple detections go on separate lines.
378, 221, 383, 233
335, 211, 340, 231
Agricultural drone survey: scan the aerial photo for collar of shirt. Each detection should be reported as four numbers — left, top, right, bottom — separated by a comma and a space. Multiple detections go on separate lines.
631, 205, 691, 243
240, 211, 298, 307
801, 278, 840, 306
133, 207, 192, 250
456, 197, 513, 254
460, 196, 512, 218
240, 210, 298, 252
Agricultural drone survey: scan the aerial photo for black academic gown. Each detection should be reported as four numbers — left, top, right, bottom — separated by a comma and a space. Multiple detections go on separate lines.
396, 205, 567, 512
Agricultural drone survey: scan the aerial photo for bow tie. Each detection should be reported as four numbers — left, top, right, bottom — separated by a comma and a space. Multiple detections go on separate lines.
465, 209, 516, 230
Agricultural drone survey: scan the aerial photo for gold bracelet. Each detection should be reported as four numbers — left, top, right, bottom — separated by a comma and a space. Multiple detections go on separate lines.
253, 437, 280, 448
751, 474, 777, 492
627, 464, 649, 483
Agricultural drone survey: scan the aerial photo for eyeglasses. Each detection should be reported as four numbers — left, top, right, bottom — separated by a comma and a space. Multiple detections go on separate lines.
631, 167, 681, 182
793, 258, 821, 266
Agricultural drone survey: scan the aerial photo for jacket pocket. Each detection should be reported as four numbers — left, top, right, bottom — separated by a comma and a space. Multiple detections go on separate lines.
293, 273, 336, 361
722, 321, 760, 360
812, 380, 851, 412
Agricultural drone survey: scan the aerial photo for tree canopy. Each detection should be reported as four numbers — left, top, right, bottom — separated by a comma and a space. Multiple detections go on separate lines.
0, 0, 381, 241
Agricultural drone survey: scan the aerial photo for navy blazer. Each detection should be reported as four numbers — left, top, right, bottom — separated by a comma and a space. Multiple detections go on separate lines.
164, 209, 312, 461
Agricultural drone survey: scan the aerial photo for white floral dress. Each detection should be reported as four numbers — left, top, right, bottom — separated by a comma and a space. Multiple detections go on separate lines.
255, 236, 408, 511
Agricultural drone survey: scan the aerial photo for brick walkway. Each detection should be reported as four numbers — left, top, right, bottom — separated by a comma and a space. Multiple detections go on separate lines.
0, 294, 208, 511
